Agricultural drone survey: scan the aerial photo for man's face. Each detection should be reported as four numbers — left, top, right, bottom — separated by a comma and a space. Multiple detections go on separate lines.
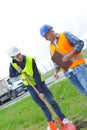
12, 53, 23, 62
44, 29, 56, 42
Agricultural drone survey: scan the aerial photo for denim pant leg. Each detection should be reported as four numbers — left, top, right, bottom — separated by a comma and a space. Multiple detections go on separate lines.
68, 73, 86, 94
41, 83, 65, 120
74, 65, 87, 96
27, 86, 52, 122
67, 70, 87, 96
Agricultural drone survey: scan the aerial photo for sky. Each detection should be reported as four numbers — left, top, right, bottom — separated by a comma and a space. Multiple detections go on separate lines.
0, 0, 87, 78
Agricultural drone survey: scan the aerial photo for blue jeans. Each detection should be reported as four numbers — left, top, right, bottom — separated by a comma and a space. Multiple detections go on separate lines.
64, 64, 87, 96
27, 82, 65, 122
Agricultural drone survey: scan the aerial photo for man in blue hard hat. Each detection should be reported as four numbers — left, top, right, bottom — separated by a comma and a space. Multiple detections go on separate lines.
40, 24, 87, 97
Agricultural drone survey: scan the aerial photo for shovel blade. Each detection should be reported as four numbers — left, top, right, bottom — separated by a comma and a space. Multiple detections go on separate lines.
60, 122, 76, 130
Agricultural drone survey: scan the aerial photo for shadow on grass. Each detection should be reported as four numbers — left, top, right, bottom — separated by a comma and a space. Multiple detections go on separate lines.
74, 119, 87, 130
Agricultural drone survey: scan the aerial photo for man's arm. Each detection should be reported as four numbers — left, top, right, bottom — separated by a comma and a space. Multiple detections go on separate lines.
32, 59, 44, 93
65, 31, 84, 52
9, 63, 20, 78
32, 59, 46, 100
62, 31, 84, 62
53, 62, 60, 79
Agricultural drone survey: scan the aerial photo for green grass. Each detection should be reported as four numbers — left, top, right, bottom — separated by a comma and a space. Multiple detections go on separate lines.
82, 48, 87, 58
0, 79, 87, 130
43, 69, 54, 80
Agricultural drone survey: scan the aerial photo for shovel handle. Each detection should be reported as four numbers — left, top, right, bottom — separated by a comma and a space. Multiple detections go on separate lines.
22, 72, 39, 95
22, 72, 64, 126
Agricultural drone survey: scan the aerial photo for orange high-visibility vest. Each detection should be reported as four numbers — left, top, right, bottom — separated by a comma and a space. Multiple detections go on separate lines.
50, 33, 85, 70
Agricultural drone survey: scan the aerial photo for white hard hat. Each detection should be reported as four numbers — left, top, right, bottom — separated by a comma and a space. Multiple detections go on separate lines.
7, 46, 20, 57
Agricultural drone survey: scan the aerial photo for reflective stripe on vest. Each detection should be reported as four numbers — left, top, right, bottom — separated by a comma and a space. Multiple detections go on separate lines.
11, 56, 44, 86
71, 55, 83, 61
50, 33, 85, 70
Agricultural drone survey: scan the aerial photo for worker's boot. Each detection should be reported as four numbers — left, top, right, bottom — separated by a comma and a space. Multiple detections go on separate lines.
47, 121, 59, 130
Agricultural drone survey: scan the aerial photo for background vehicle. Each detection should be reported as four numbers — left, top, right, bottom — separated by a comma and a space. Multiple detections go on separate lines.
0, 79, 11, 105
0, 76, 27, 105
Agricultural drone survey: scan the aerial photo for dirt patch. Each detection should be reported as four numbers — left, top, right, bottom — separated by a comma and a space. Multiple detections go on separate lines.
74, 119, 87, 130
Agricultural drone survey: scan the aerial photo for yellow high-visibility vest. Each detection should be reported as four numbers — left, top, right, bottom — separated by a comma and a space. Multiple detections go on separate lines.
11, 56, 44, 86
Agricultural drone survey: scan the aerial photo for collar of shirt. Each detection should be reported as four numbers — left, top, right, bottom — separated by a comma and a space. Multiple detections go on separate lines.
52, 33, 60, 46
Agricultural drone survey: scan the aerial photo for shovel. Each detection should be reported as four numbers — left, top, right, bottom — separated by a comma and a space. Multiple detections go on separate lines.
22, 72, 76, 130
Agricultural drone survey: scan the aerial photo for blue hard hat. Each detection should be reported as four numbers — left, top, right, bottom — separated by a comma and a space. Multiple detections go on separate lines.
40, 24, 52, 36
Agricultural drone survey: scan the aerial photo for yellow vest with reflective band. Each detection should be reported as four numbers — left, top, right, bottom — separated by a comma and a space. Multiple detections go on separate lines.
50, 33, 85, 71
11, 56, 44, 86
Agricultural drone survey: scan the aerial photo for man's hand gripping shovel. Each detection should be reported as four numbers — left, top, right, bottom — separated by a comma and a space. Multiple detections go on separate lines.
21, 71, 76, 130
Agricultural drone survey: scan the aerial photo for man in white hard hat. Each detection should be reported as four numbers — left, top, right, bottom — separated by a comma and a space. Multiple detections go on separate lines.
7, 46, 71, 130
7, 47, 20, 57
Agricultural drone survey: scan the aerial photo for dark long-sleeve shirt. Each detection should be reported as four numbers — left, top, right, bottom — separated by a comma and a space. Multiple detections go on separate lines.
9, 55, 44, 92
